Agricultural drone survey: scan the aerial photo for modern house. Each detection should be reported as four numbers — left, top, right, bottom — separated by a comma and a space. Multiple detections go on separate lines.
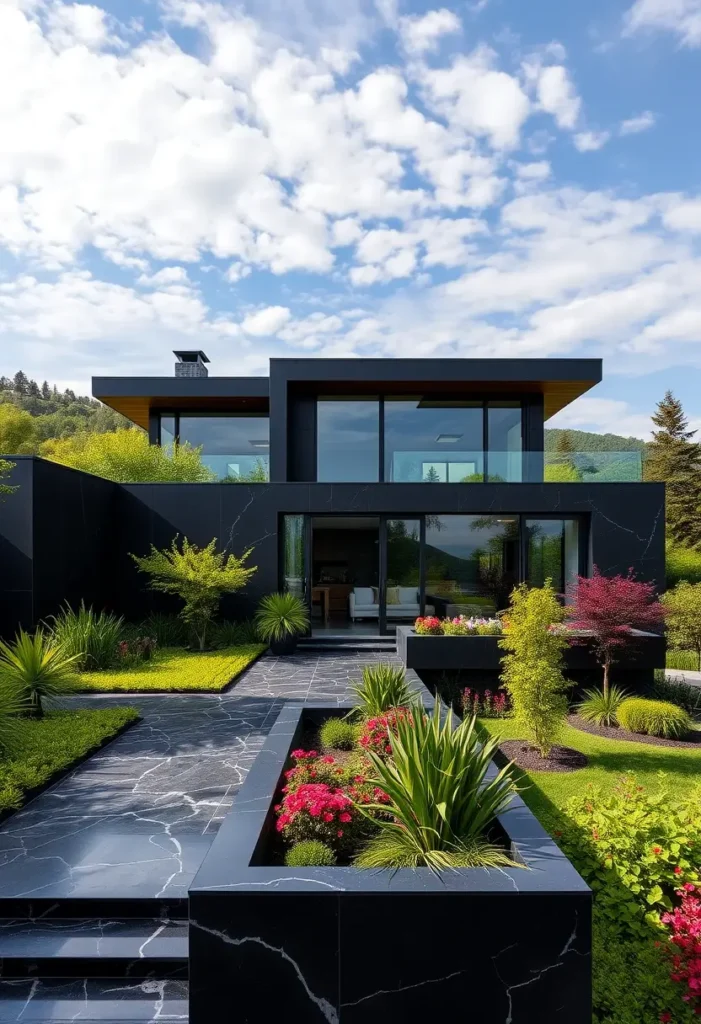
0, 352, 665, 641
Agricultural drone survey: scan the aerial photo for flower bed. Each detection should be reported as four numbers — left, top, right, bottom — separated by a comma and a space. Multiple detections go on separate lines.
189, 702, 592, 1024
415, 615, 502, 636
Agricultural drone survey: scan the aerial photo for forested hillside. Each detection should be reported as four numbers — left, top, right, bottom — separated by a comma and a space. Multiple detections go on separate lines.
544, 428, 646, 452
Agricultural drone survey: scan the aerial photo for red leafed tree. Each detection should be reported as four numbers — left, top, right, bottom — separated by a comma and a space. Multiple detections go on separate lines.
567, 567, 665, 697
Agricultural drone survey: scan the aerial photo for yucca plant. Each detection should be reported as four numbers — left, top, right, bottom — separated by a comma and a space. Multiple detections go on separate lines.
47, 601, 124, 670
0, 629, 81, 718
354, 701, 519, 870
352, 664, 417, 718
255, 593, 309, 653
576, 684, 629, 727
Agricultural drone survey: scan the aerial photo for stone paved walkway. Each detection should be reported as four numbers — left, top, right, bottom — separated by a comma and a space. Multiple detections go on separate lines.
0, 651, 409, 901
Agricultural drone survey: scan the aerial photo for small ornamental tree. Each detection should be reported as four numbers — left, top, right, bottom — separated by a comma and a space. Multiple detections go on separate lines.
662, 581, 701, 671
131, 537, 257, 650
499, 581, 570, 758
567, 567, 666, 698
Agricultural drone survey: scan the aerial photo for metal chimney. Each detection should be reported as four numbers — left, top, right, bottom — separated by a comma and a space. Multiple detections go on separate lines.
173, 351, 210, 378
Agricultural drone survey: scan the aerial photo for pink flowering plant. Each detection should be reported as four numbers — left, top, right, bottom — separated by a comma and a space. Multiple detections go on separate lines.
661, 884, 701, 1014
462, 687, 510, 719
414, 616, 443, 635
415, 615, 502, 636
358, 707, 414, 758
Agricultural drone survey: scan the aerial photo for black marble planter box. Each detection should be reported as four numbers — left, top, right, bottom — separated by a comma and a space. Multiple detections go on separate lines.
396, 624, 665, 684
189, 703, 592, 1024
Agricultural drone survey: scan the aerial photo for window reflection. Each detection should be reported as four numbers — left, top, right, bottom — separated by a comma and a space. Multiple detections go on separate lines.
487, 403, 522, 482
177, 415, 269, 481
317, 400, 379, 482
384, 399, 484, 482
525, 519, 580, 595
425, 515, 519, 615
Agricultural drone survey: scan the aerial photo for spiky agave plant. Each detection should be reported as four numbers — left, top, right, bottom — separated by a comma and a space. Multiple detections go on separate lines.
352, 663, 418, 718
255, 592, 309, 642
0, 629, 81, 718
354, 701, 519, 870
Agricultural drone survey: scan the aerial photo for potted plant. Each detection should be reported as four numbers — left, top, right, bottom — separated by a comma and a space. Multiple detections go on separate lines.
255, 592, 309, 654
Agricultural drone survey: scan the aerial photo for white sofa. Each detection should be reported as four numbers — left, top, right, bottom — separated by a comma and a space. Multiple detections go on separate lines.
349, 587, 434, 621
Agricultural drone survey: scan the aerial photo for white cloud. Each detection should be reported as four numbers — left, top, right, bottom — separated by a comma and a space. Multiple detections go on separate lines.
399, 8, 461, 54
536, 65, 581, 130
241, 305, 292, 335
574, 130, 611, 152
620, 110, 656, 134
624, 0, 701, 47
662, 197, 701, 231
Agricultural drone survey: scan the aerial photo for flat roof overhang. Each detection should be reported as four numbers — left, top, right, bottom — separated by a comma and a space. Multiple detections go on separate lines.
92, 377, 270, 429
271, 358, 602, 420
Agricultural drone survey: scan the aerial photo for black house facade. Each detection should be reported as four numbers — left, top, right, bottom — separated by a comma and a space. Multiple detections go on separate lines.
0, 354, 665, 638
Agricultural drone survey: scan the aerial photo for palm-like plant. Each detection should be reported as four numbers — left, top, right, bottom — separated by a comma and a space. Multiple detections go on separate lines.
352, 664, 417, 718
47, 601, 124, 670
576, 684, 629, 727
255, 593, 309, 644
0, 630, 81, 718
354, 701, 518, 870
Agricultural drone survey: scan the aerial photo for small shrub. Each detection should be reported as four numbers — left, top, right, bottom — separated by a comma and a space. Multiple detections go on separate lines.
414, 616, 443, 635
357, 707, 413, 758
499, 581, 571, 757
115, 636, 158, 668
662, 582, 701, 672
352, 664, 416, 717
139, 613, 188, 648
617, 697, 692, 738
559, 774, 701, 936
0, 629, 80, 718
661, 883, 701, 1015
462, 687, 510, 719
255, 592, 309, 642
284, 841, 337, 867
651, 674, 701, 717
667, 542, 701, 588
48, 602, 124, 670
320, 718, 357, 751
576, 684, 629, 727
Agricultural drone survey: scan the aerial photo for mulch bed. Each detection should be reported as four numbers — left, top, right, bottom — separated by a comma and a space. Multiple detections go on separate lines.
499, 740, 588, 773
568, 713, 701, 749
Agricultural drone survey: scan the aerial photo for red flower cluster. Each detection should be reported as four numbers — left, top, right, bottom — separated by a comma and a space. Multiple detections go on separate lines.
414, 616, 443, 635
661, 884, 701, 1014
359, 707, 413, 757
462, 687, 510, 719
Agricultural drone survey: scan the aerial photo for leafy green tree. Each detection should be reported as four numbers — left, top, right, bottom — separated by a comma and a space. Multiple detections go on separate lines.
661, 581, 701, 671
646, 390, 701, 549
499, 581, 570, 757
131, 537, 257, 651
0, 458, 17, 497
40, 428, 215, 482
0, 404, 38, 455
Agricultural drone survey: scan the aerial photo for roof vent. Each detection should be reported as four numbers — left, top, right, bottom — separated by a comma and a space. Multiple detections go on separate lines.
174, 350, 209, 378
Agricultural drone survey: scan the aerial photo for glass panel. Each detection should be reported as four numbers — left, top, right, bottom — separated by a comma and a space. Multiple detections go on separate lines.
384, 398, 483, 482
317, 400, 379, 482
525, 519, 579, 594
385, 520, 421, 633
425, 515, 519, 615
544, 450, 643, 482
283, 515, 305, 600
178, 415, 269, 481
159, 416, 175, 448
487, 402, 522, 482
312, 517, 379, 635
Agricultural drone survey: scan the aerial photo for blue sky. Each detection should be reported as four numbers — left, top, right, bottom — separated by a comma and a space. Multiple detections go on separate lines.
1, 0, 700, 439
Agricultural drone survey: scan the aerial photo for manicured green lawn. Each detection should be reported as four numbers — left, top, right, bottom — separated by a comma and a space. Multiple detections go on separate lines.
71, 645, 266, 692
0, 708, 139, 813
478, 717, 701, 832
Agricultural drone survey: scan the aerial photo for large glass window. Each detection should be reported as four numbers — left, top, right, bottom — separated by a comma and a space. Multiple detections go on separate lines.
317, 399, 379, 482
178, 415, 269, 481
282, 515, 305, 600
525, 518, 580, 595
425, 515, 519, 615
159, 416, 175, 448
385, 519, 422, 632
487, 402, 522, 482
384, 399, 483, 482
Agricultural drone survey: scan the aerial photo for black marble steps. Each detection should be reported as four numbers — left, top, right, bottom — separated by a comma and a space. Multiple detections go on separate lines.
298, 638, 397, 652
0, 977, 188, 1021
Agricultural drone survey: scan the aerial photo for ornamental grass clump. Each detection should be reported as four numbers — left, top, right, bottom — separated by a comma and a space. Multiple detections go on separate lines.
576, 684, 629, 727
499, 581, 571, 758
617, 697, 692, 739
47, 602, 124, 670
352, 663, 416, 718
354, 701, 518, 870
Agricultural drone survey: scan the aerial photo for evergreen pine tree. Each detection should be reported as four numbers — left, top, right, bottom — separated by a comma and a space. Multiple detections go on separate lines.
27, 379, 40, 397
646, 391, 701, 548
41, 381, 51, 400
424, 465, 441, 483
554, 430, 576, 457
12, 371, 29, 395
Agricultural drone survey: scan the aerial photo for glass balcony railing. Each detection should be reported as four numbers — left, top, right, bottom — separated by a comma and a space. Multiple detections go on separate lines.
201, 454, 269, 482
387, 451, 644, 483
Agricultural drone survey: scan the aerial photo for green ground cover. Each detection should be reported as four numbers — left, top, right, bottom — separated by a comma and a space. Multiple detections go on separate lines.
71, 645, 266, 692
0, 707, 138, 812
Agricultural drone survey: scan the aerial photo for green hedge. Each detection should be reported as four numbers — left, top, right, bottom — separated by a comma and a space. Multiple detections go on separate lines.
72, 645, 266, 692
667, 543, 701, 587
0, 708, 138, 812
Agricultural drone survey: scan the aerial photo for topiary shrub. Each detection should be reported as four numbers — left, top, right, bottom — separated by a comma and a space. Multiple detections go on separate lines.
284, 841, 337, 867
320, 718, 357, 750
617, 697, 692, 739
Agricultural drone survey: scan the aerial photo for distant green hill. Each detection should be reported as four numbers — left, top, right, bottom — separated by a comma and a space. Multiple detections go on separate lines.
544, 428, 647, 453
